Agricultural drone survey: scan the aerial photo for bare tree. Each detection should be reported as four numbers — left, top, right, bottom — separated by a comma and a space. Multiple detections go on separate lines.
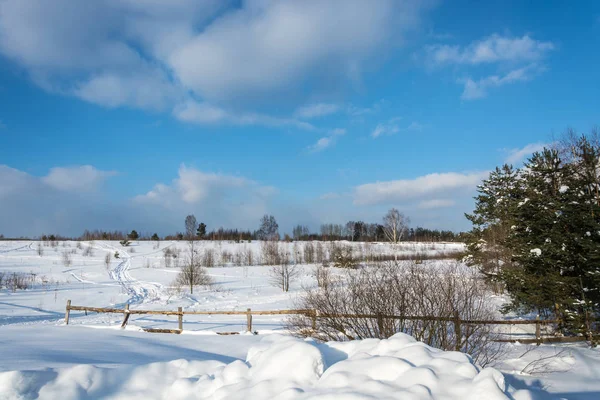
383, 208, 409, 261
61, 251, 72, 267
258, 214, 279, 241
269, 253, 299, 292
175, 253, 213, 293
177, 214, 210, 294
104, 252, 112, 270
185, 214, 198, 239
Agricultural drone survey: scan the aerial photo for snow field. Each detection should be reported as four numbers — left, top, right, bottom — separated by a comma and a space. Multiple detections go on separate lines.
2, 240, 600, 399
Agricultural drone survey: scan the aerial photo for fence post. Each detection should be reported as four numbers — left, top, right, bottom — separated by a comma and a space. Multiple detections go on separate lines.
246, 308, 252, 332
535, 315, 541, 346
377, 313, 384, 338
121, 304, 131, 329
178, 307, 183, 331
65, 300, 71, 325
454, 311, 461, 351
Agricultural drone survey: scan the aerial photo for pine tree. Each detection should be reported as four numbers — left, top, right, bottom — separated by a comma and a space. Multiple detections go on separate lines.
128, 230, 139, 241
197, 223, 206, 239
464, 164, 522, 285
465, 134, 600, 336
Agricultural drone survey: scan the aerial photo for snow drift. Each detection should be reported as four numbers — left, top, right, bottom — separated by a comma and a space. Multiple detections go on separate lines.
0, 333, 534, 400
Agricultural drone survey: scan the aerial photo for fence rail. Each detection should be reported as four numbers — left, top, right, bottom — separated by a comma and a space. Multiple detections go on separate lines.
65, 300, 576, 345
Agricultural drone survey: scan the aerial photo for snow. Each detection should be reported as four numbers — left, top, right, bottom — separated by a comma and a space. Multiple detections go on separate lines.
2, 240, 600, 399
530, 248, 542, 256
0, 333, 534, 399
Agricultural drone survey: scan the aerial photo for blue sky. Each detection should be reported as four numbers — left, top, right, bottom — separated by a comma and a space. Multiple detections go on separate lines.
0, 0, 599, 237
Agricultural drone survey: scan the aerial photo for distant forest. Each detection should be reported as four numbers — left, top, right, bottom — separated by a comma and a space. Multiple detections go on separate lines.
0, 219, 463, 243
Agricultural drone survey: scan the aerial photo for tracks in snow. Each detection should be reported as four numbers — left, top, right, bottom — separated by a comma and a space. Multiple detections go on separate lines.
96, 242, 164, 306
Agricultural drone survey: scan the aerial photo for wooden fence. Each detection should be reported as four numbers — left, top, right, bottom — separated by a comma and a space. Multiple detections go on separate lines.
64, 300, 587, 346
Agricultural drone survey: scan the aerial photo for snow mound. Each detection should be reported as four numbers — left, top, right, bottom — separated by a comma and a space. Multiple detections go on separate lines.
0, 333, 533, 400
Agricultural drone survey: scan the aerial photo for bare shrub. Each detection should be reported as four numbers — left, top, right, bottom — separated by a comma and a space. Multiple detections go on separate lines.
244, 247, 254, 266
234, 249, 243, 266
37, 243, 44, 257
129, 247, 136, 253
220, 249, 232, 266
269, 257, 299, 292
261, 241, 281, 265
288, 261, 498, 365
293, 242, 303, 264
314, 263, 331, 289
331, 244, 357, 269
82, 245, 94, 257
519, 347, 573, 375
202, 248, 216, 268
173, 253, 181, 269
163, 247, 174, 268
76, 242, 83, 250
62, 251, 72, 267
3, 272, 35, 292
119, 239, 130, 247
104, 253, 112, 270
165, 283, 183, 304
304, 242, 315, 264
315, 242, 325, 264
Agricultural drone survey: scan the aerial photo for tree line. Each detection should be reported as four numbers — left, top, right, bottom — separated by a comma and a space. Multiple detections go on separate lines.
26, 213, 462, 243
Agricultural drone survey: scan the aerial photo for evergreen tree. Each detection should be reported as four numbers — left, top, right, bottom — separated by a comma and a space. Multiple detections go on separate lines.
128, 230, 139, 240
466, 134, 600, 336
464, 164, 522, 282
197, 223, 207, 239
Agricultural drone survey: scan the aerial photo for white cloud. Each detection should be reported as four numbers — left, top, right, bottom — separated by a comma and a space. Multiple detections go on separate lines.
73, 70, 180, 111
134, 164, 277, 230
407, 121, 424, 131
426, 34, 554, 66
308, 137, 333, 152
0, 164, 122, 236
504, 142, 549, 164
295, 103, 341, 119
461, 64, 540, 100
0, 0, 429, 127
424, 33, 554, 100
173, 101, 229, 124
135, 165, 263, 205
168, 0, 424, 102
417, 199, 455, 209
0, 165, 36, 198
354, 171, 489, 206
371, 117, 401, 138
371, 118, 424, 138
307, 128, 346, 152
41, 165, 117, 193
173, 100, 316, 130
